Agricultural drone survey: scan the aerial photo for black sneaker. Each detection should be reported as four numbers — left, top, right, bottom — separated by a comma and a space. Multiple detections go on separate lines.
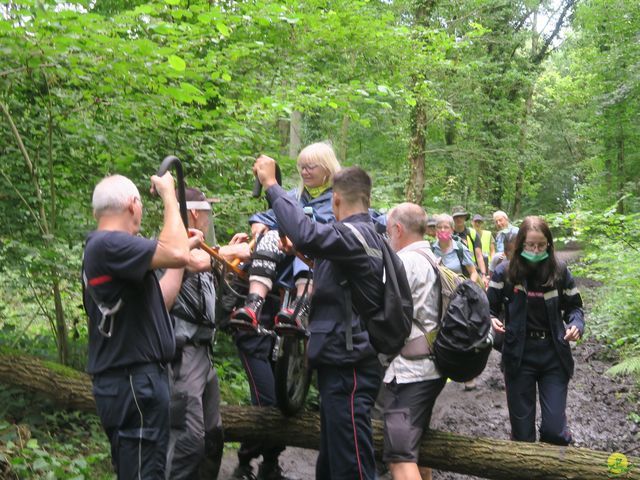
274, 296, 309, 336
230, 293, 264, 332
257, 461, 296, 480
232, 463, 257, 480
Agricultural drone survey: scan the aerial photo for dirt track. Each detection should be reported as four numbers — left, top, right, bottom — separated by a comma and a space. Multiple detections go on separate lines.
218, 251, 640, 479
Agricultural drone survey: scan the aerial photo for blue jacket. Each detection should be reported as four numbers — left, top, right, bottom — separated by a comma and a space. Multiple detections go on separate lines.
250, 186, 387, 233
487, 261, 585, 377
250, 188, 335, 228
266, 185, 384, 367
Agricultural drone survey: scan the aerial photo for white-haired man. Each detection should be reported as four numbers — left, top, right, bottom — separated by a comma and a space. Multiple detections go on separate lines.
83, 173, 190, 479
493, 210, 519, 254
383, 203, 445, 480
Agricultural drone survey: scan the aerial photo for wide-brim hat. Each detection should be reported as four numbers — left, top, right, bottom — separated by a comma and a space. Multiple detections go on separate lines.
451, 206, 470, 220
472, 214, 484, 222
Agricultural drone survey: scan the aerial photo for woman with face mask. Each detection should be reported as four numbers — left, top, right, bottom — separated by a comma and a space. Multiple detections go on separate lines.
487, 216, 584, 446
432, 214, 479, 283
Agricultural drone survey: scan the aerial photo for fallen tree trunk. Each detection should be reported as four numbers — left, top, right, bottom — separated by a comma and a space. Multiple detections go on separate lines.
0, 351, 637, 480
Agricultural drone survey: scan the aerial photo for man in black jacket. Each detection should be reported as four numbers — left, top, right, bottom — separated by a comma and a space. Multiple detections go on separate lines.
253, 156, 384, 480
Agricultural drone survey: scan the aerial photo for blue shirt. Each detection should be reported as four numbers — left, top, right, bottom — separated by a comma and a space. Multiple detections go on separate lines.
432, 241, 474, 275
83, 230, 175, 374
495, 225, 519, 253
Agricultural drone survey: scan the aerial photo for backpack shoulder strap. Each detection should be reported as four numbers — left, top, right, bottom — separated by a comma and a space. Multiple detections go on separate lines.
454, 241, 467, 274
343, 222, 382, 259
414, 249, 444, 322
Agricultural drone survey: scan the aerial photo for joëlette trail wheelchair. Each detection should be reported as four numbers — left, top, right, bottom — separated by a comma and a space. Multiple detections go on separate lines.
159, 155, 312, 416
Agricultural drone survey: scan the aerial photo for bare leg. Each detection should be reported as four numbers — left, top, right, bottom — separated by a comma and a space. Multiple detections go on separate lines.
419, 466, 433, 480
389, 462, 423, 480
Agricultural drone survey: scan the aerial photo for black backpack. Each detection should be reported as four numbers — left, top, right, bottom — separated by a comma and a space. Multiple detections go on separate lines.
433, 281, 493, 382
342, 223, 413, 356
418, 252, 492, 381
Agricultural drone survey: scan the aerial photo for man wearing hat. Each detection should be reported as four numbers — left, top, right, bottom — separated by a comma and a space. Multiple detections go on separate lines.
425, 216, 437, 242
471, 214, 495, 274
451, 206, 488, 285
162, 187, 251, 479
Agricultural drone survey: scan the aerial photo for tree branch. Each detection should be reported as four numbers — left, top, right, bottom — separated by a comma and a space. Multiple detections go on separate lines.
532, 0, 576, 64
0, 169, 46, 236
0, 101, 50, 235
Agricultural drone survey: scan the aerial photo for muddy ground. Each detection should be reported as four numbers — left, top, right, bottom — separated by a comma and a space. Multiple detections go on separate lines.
218, 252, 640, 479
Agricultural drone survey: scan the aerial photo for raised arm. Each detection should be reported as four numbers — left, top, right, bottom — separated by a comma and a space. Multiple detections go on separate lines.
150, 172, 190, 269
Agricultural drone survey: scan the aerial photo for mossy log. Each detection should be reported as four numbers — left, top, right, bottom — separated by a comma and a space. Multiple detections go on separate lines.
0, 351, 637, 480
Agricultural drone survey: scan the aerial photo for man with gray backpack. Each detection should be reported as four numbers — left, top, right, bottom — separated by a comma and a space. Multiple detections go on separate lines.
382, 203, 445, 480
382, 203, 493, 479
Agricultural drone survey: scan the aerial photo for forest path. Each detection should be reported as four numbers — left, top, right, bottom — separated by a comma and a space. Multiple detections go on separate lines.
218, 249, 639, 479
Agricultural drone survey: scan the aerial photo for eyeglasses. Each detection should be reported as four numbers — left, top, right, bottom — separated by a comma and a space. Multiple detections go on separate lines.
523, 241, 548, 251
297, 163, 319, 173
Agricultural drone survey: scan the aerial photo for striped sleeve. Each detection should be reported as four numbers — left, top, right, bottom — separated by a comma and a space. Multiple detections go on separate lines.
487, 265, 507, 318
560, 266, 585, 333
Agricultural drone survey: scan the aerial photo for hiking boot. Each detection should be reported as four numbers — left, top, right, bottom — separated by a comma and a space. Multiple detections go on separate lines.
230, 293, 264, 332
275, 296, 310, 336
232, 463, 257, 480
257, 461, 296, 480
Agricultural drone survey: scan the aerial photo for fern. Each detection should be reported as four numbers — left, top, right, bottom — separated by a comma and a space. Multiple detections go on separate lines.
607, 355, 640, 377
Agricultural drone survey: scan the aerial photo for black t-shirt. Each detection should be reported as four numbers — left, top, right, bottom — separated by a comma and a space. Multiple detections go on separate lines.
525, 276, 550, 332
454, 226, 478, 250
83, 230, 175, 374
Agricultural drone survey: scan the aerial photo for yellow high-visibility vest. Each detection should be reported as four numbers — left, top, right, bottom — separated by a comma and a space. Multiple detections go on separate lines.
467, 230, 493, 264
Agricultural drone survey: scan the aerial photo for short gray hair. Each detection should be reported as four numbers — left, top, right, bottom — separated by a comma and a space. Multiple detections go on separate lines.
92, 175, 140, 218
388, 203, 427, 236
493, 210, 509, 221
435, 213, 454, 228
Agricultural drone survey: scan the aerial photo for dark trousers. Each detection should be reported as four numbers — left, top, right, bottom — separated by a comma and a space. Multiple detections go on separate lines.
167, 344, 222, 480
316, 361, 382, 480
236, 333, 285, 465
504, 337, 572, 445
92, 363, 170, 480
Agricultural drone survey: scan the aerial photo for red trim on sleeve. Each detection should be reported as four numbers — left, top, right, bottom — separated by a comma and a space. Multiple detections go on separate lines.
88, 275, 112, 286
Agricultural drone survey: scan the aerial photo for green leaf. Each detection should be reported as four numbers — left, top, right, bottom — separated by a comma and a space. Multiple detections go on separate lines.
167, 55, 186, 71
32, 457, 49, 470
216, 22, 230, 37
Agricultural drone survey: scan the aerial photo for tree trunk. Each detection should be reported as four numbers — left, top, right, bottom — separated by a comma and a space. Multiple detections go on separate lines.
52, 277, 69, 365
616, 124, 625, 214
405, 100, 427, 204
512, 11, 538, 219
289, 110, 302, 159
404, 0, 436, 205
0, 352, 637, 480
277, 118, 290, 156
338, 114, 349, 162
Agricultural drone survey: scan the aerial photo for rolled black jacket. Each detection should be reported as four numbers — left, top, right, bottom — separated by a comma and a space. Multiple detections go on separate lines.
487, 260, 584, 377
266, 185, 384, 367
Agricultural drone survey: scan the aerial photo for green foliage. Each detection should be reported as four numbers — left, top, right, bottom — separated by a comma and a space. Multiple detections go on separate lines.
548, 208, 640, 379
608, 356, 640, 378
0, 388, 112, 479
